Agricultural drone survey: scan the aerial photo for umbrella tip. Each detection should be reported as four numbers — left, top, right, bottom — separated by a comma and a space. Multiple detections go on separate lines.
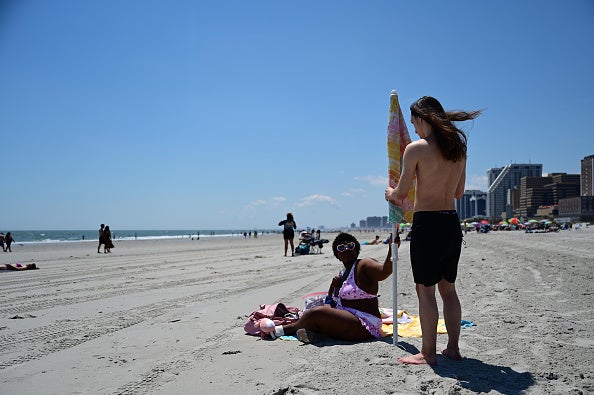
391, 90, 397, 95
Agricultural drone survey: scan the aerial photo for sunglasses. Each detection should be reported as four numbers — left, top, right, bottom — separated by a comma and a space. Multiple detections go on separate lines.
336, 242, 356, 253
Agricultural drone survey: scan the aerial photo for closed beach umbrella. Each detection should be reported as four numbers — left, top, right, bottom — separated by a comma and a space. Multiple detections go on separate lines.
386, 90, 415, 344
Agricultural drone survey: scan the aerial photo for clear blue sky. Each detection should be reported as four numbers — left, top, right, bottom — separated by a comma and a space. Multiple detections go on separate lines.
1, 1, 593, 230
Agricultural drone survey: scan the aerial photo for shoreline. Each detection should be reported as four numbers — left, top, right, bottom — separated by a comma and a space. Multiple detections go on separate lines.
1, 229, 593, 394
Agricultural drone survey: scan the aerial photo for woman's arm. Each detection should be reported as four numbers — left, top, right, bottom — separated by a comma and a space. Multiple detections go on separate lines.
359, 235, 393, 282
328, 270, 346, 297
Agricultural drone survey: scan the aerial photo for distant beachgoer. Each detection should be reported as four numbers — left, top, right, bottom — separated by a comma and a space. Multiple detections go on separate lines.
1, 263, 37, 271
104, 226, 114, 253
278, 212, 297, 257
98, 224, 105, 253
369, 235, 381, 245
4, 232, 14, 252
0, 232, 5, 252
385, 95, 481, 365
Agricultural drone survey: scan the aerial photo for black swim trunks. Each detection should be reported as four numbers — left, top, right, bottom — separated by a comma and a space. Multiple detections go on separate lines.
410, 210, 463, 287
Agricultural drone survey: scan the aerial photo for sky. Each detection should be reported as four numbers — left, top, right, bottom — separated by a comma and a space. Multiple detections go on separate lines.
1, 1, 593, 231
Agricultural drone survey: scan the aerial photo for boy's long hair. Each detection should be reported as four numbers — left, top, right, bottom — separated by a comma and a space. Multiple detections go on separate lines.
410, 96, 482, 162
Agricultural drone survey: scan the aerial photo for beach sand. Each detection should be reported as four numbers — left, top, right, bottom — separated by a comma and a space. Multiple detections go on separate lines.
1, 229, 593, 394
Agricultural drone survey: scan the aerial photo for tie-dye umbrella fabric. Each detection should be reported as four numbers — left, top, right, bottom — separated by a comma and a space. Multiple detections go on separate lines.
387, 90, 415, 224
386, 90, 415, 343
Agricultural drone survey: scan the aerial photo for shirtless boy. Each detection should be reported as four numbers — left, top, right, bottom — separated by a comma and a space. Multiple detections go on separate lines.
385, 96, 481, 365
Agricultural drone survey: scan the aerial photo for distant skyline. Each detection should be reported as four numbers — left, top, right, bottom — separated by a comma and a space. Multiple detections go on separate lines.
1, 1, 593, 230
352, 157, 589, 228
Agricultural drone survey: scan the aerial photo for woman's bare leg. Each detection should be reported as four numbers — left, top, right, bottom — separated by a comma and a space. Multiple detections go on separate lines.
281, 306, 372, 342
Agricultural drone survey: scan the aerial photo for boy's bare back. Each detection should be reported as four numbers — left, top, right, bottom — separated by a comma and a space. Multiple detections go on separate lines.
401, 136, 465, 212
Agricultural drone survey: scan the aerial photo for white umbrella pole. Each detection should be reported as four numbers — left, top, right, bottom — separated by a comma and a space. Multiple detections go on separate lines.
392, 222, 398, 345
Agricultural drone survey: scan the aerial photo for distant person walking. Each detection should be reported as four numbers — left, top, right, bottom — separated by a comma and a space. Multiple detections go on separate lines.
98, 224, 105, 253
385, 95, 481, 365
4, 232, 14, 252
104, 225, 114, 253
0, 232, 5, 252
278, 212, 297, 257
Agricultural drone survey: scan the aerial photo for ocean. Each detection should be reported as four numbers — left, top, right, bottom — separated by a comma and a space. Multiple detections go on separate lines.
3, 229, 277, 244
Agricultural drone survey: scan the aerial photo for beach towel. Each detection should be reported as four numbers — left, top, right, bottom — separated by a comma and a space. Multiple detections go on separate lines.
379, 308, 476, 338
380, 315, 447, 338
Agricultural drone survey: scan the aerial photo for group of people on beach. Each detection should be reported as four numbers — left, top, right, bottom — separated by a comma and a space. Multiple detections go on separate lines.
0, 232, 15, 252
97, 224, 114, 253
268, 95, 481, 366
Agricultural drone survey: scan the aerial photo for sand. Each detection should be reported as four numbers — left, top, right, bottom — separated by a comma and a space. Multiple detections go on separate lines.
1, 228, 593, 394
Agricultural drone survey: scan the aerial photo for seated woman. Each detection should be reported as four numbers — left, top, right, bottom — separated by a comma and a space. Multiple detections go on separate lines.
262, 232, 393, 343
0, 263, 38, 271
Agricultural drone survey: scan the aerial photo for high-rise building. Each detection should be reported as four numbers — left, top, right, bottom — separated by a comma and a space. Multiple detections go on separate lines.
365, 216, 384, 228
487, 164, 542, 219
518, 176, 553, 218
581, 154, 594, 196
357, 216, 391, 229
548, 173, 581, 201
518, 173, 580, 218
456, 190, 486, 219
558, 196, 594, 222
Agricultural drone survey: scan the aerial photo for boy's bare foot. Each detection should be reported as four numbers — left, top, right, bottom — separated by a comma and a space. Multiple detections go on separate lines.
441, 348, 463, 360
397, 353, 437, 366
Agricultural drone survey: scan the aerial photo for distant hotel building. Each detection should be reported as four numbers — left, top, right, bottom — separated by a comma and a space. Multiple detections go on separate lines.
517, 173, 580, 218
582, 154, 594, 196
557, 154, 594, 222
359, 216, 389, 229
487, 164, 542, 219
456, 190, 486, 220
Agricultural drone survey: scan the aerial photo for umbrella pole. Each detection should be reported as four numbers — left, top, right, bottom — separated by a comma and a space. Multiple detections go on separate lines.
392, 222, 398, 345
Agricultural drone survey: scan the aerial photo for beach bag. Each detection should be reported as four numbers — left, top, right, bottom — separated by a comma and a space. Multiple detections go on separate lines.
303, 294, 325, 311
244, 303, 300, 336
